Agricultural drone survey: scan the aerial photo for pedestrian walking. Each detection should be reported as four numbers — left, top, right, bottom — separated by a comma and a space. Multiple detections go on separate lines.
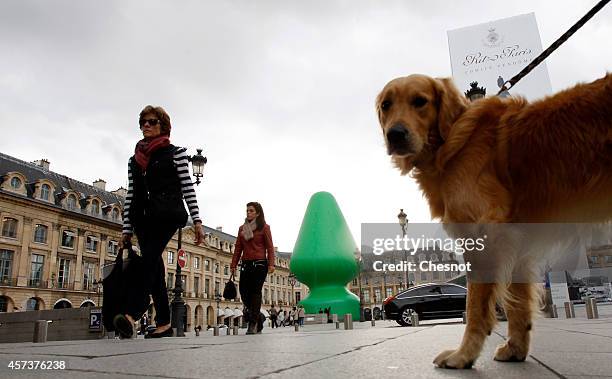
270, 305, 278, 328
231, 202, 276, 335
298, 305, 305, 326
113, 105, 205, 339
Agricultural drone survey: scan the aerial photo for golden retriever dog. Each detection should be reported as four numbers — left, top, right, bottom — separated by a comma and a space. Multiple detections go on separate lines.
376, 73, 612, 368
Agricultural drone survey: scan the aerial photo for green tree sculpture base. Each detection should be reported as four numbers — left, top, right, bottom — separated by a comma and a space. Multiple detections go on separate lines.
290, 192, 360, 320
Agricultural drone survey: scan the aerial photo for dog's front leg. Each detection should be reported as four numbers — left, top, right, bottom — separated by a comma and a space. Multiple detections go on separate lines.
434, 282, 498, 369
494, 282, 537, 362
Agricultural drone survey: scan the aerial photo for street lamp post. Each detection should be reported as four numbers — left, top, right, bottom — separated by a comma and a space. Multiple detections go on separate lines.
171, 147, 207, 337
397, 209, 409, 291
288, 273, 296, 306
93, 279, 102, 306
356, 255, 364, 321
215, 292, 221, 326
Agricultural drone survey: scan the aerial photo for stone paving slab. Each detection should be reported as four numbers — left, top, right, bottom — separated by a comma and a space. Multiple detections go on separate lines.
0, 308, 610, 379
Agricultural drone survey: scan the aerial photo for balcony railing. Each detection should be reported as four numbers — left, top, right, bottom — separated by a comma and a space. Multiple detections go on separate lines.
56, 281, 75, 290
0, 278, 17, 286
27, 279, 48, 288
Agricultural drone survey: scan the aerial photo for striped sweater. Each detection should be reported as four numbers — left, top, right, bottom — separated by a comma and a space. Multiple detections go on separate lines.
122, 146, 201, 234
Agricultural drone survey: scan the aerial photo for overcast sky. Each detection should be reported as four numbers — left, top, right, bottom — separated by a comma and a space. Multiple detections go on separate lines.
1, 1, 610, 252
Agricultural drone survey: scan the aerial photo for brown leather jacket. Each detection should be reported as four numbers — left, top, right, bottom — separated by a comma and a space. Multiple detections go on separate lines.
230, 224, 275, 269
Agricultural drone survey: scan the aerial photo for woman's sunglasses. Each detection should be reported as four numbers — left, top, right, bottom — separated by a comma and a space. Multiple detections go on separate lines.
139, 118, 160, 127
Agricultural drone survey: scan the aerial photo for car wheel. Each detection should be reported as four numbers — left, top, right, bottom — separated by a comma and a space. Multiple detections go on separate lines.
398, 307, 415, 327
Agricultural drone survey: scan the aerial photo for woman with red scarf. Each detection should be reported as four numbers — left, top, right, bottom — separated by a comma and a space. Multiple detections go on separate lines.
114, 105, 205, 338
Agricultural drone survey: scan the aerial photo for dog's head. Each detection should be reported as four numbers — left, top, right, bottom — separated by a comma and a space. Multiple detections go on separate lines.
376, 74, 468, 173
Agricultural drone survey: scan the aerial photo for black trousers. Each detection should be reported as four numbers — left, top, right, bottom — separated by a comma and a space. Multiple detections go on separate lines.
125, 218, 177, 324
238, 260, 268, 324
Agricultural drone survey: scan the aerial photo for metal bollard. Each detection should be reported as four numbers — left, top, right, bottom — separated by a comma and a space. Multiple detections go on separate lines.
335, 321, 339, 329
570, 302, 576, 318
564, 302, 573, 319
33, 320, 48, 343
462, 312, 467, 324
371, 318, 376, 327
213, 326, 219, 336
589, 298, 599, 319
343, 314, 353, 330
232, 326, 239, 335
410, 313, 419, 327
226, 327, 231, 335
294, 323, 299, 332
586, 298, 594, 319
332, 314, 338, 324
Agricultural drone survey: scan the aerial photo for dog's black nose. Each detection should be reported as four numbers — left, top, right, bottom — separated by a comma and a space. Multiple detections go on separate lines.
386, 124, 411, 154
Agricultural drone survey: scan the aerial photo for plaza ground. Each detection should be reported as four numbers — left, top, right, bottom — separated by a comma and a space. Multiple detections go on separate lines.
0, 304, 609, 379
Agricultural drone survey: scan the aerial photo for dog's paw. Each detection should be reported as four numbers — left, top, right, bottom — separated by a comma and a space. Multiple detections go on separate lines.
494, 342, 528, 362
433, 349, 476, 369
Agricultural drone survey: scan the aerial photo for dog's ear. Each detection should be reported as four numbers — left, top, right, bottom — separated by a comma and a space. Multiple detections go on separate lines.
375, 90, 384, 125
435, 77, 468, 140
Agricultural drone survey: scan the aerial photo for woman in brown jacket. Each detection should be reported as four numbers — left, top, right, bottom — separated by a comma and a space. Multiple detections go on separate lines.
230, 202, 275, 334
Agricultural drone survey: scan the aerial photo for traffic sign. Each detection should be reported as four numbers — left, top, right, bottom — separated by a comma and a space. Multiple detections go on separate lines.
177, 249, 186, 268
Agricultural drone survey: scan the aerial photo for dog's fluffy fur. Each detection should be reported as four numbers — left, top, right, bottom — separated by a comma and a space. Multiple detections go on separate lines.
376, 73, 612, 368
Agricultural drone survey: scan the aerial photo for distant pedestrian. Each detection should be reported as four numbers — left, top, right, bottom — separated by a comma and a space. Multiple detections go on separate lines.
270, 305, 278, 328
298, 305, 305, 326
278, 310, 285, 327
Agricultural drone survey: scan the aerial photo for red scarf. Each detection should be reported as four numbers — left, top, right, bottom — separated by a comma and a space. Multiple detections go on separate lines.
134, 135, 170, 170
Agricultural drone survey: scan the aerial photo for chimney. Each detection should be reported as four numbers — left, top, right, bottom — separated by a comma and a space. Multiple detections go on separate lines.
216, 226, 223, 232
32, 159, 50, 170
112, 187, 128, 198
93, 179, 106, 191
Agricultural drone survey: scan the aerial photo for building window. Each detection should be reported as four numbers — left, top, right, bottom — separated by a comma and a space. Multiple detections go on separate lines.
283, 277, 286, 286
66, 195, 77, 210
205, 259, 210, 271
374, 288, 381, 303
168, 251, 175, 265
214, 262, 219, 273
204, 278, 210, 296
107, 240, 119, 255
85, 236, 98, 252
386, 287, 393, 298
224, 265, 229, 276
0, 296, 8, 312
276, 276, 280, 284
61, 230, 75, 248
1, 218, 18, 238
10, 177, 21, 189
194, 256, 200, 269
590, 256, 598, 265
181, 275, 187, 291
432, 271, 440, 280
83, 261, 95, 290
167, 273, 174, 288
606, 255, 612, 264
34, 224, 48, 244
57, 258, 71, 289
264, 288, 269, 304
363, 290, 370, 303
352, 278, 358, 286
40, 184, 51, 201
26, 298, 41, 311
91, 200, 100, 215
194, 276, 200, 295
111, 208, 120, 221
29, 254, 44, 286
214, 281, 220, 295
0, 250, 13, 283
419, 271, 427, 282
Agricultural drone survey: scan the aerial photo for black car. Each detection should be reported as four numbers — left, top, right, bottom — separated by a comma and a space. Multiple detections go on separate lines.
383, 283, 467, 326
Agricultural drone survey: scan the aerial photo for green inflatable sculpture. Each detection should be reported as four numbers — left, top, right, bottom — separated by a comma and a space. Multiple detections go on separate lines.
290, 192, 360, 320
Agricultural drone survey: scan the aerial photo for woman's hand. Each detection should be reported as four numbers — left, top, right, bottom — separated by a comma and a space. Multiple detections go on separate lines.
119, 233, 132, 249
194, 222, 205, 246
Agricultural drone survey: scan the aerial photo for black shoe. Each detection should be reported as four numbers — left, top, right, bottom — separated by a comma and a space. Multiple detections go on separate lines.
145, 327, 173, 339
113, 314, 134, 339
246, 321, 257, 335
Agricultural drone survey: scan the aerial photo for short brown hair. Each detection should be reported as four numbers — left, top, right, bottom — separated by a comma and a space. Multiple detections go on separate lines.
139, 105, 171, 135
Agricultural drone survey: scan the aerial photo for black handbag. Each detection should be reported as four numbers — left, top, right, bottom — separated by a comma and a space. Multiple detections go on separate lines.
102, 243, 141, 331
223, 274, 237, 300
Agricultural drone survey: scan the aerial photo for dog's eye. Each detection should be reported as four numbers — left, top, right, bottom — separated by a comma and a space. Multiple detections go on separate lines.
381, 100, 392, 111
412, 96, 428, 108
